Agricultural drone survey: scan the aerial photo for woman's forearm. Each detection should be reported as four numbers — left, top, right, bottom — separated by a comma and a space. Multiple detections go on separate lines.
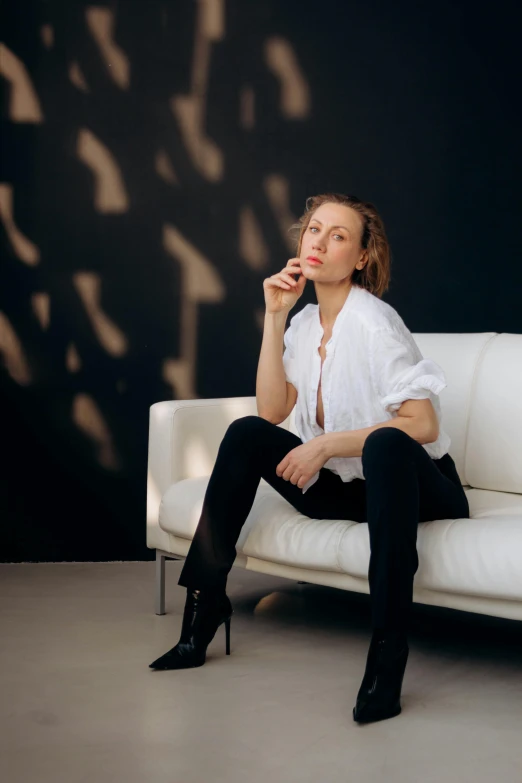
256, 310, 290, 422
317, 415, 434, 460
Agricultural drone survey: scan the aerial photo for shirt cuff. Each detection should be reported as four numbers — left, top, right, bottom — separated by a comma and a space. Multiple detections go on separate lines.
379, 374, 447, 413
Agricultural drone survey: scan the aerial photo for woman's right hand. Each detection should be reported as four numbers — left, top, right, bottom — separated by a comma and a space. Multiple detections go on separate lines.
263, 258, 306, 314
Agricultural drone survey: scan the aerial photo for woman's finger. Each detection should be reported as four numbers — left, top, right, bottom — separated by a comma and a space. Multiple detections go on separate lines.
269, 277, 290, 289
280, 273, 297, 286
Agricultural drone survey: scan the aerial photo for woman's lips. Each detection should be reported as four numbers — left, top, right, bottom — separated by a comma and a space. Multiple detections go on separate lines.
307, 257, 323, 265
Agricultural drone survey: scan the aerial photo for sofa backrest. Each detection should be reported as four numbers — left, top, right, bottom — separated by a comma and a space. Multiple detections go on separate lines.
288, 332, 522, 495
413, 332, 496, 488
414, 333, 522, 494
464, 333, 522, 493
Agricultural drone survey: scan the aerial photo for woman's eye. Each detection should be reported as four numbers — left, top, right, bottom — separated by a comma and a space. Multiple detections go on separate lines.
309, 226, 343, 240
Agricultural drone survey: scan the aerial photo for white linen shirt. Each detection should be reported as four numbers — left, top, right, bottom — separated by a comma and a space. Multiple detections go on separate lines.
282, 283, 451, 494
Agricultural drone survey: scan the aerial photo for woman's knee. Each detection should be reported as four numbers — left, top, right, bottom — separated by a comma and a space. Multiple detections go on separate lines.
362, 427, 414, 465
224, 415, 271, 443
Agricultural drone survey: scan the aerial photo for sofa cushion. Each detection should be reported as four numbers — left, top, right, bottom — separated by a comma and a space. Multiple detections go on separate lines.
464, 334, 522, 494
159, 478, 522, 602
409, 332, 497, 488
159, 478, 352, 573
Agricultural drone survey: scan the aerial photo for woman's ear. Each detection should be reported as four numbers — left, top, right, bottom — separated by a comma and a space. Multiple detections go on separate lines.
358, 251, 368, 269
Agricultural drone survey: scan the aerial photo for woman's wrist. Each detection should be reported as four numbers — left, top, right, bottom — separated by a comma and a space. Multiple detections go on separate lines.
316, 433, 334, 460
265, 309, 289, 322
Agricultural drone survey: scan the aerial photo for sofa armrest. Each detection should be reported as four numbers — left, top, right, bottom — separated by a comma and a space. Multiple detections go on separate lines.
147, 396, 265, 546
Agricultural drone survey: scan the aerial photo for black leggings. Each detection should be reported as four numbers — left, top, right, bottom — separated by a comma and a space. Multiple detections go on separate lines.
178, 416, 470, 631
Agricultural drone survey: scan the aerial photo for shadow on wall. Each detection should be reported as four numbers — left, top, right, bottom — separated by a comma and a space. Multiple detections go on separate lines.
0, 0, 315, 561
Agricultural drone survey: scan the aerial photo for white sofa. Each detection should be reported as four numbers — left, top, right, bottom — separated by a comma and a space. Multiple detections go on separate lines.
147, 332, 522, 622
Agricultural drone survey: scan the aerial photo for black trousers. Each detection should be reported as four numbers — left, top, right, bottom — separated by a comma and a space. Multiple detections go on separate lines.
178, 416, 470, 631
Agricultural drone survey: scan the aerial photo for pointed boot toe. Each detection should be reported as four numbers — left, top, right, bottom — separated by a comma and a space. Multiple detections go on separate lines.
352, 699, 402, 723
149, 641, 206, 670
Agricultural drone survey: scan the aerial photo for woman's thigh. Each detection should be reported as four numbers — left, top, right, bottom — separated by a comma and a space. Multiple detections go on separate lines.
362, 428, 470, 523
396, 437, 470, 522
417, 451, 470, 522
224, 415, 366, 521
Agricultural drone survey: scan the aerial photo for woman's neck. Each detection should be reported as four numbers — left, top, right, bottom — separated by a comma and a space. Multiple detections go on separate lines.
317, 282, 354, 330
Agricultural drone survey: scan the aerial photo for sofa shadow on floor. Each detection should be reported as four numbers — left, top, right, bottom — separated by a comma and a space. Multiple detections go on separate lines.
226, 581, 522, 667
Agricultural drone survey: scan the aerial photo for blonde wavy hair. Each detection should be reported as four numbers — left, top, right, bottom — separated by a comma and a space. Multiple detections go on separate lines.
290, 192, 391, 298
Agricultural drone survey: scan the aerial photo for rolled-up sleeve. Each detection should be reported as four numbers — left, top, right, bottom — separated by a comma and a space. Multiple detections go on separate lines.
370, 328, 447, 414
282, 318, 298, 387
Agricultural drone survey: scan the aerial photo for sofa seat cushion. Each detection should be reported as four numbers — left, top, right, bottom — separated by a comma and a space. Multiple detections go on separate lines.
159, 478, 353, 573
159, 478, 522, 602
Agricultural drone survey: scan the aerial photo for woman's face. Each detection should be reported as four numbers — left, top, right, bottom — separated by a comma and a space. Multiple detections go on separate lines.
299, 202, 367, 283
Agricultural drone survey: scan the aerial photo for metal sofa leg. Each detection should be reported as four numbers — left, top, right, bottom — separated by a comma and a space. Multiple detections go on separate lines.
156, 551, 166, 615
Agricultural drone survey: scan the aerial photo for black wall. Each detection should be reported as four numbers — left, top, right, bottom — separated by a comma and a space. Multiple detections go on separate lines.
1, 0, 521, 562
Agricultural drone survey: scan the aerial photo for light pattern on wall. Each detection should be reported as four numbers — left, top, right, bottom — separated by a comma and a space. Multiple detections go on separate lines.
0, 0, 312, 478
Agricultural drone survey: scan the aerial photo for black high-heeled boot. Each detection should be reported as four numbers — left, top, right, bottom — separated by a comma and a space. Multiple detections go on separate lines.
149, 588, 233, 670
352, 629, 409, 723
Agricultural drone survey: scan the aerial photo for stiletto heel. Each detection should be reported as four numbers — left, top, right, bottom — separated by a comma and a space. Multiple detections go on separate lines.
225, 617, 231, 655
149, 588, 233, 670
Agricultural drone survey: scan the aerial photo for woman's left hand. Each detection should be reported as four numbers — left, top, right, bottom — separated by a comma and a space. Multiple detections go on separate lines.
276, 439, 329, 489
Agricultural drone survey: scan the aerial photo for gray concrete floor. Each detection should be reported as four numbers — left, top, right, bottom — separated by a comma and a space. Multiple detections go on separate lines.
1, 561, 521, 783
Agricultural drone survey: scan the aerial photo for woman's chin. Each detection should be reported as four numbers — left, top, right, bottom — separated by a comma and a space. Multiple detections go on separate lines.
301, 264, 316, 275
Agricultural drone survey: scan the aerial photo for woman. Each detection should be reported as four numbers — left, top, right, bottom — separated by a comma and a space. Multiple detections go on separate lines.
149, 193, 470, 724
